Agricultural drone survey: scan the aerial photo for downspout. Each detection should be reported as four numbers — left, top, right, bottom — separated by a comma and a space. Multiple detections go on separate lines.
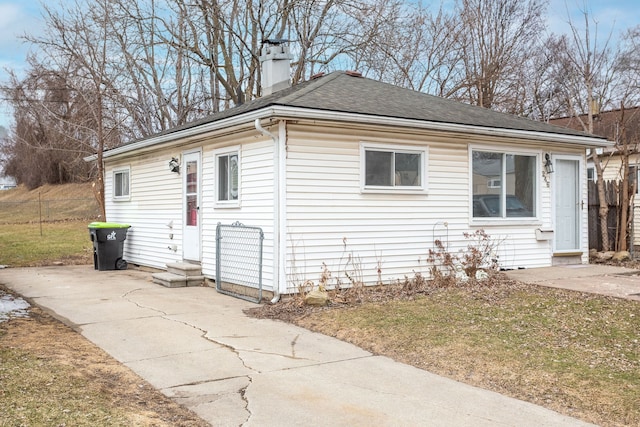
255, 118, 282, 303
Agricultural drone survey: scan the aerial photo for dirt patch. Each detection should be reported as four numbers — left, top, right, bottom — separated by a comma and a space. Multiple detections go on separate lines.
0, 291, 209, 426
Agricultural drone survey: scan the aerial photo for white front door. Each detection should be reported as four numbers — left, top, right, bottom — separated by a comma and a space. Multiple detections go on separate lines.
554, 157, 581, 252
183, 151, 201, 261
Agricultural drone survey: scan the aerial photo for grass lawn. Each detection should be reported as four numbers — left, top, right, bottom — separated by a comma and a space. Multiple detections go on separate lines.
289, 282, 640, 427
2, 183, 639, 426
0, 220, 93, 267
1, 184, 209, 425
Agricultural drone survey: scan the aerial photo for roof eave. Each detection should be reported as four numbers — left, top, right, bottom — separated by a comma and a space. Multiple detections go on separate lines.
85, 105, 611, 162
84, 108, 276, 162
269, 106, 612, 147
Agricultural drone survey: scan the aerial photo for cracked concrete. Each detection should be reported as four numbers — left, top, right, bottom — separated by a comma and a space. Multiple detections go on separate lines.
1, 265, 598, 426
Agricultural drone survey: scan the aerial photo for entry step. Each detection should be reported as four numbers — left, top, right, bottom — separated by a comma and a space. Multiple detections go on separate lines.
152, 272, 204, 288
152, 262, 204, 288
166, 262, 203, 277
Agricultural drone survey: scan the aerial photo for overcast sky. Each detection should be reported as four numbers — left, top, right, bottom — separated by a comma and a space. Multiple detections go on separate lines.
1, 0, 639, 129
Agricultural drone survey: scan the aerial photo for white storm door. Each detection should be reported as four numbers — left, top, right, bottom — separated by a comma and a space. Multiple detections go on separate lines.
183, 151, 201, 261
554, 158, 581, 252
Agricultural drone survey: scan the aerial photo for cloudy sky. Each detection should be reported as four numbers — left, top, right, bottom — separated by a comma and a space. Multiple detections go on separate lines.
0, 0, 639, 128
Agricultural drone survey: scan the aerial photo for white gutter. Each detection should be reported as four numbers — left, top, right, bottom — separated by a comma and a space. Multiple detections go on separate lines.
84, 109, 273, 161
265, 106, 612, 148
86, 105, 611, 163
254, 118, 282, 303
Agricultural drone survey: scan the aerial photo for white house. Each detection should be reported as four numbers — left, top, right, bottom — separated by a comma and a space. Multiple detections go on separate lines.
97, 41, 610, 299
0, 127, 16, 190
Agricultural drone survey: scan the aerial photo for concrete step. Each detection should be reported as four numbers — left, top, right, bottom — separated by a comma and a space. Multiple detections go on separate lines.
152, 272, 186, 288
166, 262, 202, 277
152, 272, 205, 288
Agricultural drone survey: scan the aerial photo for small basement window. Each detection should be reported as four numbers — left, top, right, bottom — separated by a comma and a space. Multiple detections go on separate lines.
113, 168, 130, 200
361, 143, 427, 192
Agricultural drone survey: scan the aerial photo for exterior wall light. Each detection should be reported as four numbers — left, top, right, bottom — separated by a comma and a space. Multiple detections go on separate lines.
169, 157, 180, 173
544, 153, 554, 174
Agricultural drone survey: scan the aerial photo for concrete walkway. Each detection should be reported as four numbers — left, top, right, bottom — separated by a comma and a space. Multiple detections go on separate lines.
504, 264, 640, 301
0, 265, 595, 427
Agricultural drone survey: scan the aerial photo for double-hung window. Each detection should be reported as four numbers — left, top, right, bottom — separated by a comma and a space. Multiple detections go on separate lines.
215, 148, 239, 205
362, 143, 427, 192
472, 150, 536, 219
113, 168, 130, 200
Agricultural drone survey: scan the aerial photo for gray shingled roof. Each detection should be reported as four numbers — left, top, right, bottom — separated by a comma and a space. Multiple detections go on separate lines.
141, 71, 605, 142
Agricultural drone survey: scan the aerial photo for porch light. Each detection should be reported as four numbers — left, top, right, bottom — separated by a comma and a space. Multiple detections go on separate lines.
169, 157, 180, 173
544, 153, 554, 174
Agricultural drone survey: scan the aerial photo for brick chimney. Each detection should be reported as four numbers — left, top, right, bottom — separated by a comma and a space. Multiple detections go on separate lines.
259, 39, 293, 96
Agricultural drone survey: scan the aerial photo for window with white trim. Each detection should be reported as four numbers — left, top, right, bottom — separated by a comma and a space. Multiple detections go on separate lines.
216, 150, 239, 203
629, 165, 639, 195
362, 144, 426, 191
113, 168, 130, 200
472, 150, 536, 219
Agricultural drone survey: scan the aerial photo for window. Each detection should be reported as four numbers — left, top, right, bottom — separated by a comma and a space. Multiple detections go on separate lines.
216, 150, 239, 203
629, 165, 639, 195
487, 178, 501, 188
472, 150, 536, 219
362, 144, 426, 191
587, 167, 595, 182
113, 168, 130, 200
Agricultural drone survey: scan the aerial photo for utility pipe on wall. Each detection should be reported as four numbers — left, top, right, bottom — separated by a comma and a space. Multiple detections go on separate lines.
254, 118, 282, 303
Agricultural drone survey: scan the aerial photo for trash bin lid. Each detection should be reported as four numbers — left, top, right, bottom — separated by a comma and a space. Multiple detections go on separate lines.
88, 222, 131, 229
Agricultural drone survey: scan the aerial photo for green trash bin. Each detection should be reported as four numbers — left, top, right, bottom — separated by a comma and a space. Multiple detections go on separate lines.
88, 222, 131, 271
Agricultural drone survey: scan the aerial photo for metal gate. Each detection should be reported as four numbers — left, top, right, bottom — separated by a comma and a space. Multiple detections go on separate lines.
215, 221, 264, 303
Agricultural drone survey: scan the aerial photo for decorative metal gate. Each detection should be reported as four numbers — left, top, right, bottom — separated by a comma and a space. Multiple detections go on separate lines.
215, 221, 264, 303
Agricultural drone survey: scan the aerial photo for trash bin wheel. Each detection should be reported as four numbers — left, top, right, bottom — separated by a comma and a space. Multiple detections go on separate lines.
115, 258, 128, 270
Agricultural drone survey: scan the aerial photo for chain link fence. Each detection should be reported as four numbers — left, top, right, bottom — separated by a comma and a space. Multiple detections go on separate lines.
216, 221, 264, 303
0, 198, 101, 224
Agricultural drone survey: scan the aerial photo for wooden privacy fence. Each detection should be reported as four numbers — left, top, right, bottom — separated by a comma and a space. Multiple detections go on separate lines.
588, 180, 632, 251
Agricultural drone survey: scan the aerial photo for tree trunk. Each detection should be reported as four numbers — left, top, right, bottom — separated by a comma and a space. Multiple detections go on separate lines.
593, 153, 610, 251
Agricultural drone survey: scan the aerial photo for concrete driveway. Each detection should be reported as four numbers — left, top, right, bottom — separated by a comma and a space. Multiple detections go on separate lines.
0, 265, 596, 426
504, 264, 640, 301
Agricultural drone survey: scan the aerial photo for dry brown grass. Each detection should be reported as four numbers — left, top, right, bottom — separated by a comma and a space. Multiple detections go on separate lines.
0, 290, 210, 426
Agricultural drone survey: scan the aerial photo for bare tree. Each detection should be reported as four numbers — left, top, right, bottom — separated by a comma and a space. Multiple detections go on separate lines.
24, 0, 127, 218
452, 0, 547, 110
352, 3, 465, 97
1, 59, 99, 188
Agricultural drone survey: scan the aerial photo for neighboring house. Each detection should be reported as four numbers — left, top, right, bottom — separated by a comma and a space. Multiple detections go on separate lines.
0, 128, 16, 190
0, 172, 16, 190
97, 41, 609, 297
550, 107, 640, 250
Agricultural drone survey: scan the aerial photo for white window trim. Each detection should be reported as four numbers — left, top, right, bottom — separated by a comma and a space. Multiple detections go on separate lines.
469, 146, 541, 224
586, 164, 595, 182
214, 145, 241, 208
112, 167, 131, 201
360, 142, 428, 194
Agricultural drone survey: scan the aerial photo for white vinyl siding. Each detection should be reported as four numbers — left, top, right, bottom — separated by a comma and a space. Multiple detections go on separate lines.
282, 123, 583, 292
105, 136, 277, 290
200, 136, 275, 289
104, 119, 589, 295
105, 155, 182, 269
